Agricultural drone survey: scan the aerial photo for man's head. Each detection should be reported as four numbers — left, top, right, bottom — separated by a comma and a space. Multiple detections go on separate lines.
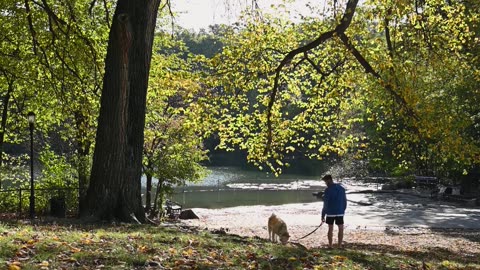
322, 174, 333, 186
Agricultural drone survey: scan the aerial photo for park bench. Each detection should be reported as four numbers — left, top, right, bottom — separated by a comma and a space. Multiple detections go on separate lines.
165, 199, 182, 219
414, 176, 438, 187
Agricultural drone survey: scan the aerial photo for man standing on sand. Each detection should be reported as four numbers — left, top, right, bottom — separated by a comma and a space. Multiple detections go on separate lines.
321, 174, 347, 248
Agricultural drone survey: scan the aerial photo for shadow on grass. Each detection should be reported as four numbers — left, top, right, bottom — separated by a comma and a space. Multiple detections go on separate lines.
430, 228, 480, 243
339, 242, 480, 267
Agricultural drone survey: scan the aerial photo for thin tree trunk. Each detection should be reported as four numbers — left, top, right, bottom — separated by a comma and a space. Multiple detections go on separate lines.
75, 111, 91, 214
145, 173, 152, 212
82, 0, 161, 222
152, 180, 163, 218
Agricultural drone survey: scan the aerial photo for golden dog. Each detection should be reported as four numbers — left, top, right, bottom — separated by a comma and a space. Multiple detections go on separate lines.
268, 213, 290, 244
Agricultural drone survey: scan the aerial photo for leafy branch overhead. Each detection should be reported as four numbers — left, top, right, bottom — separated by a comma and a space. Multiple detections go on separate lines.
206, 0, 479, 175
266, 0, 415, 156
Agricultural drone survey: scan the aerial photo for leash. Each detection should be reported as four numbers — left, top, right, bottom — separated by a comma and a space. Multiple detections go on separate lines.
293, 221, 324, 241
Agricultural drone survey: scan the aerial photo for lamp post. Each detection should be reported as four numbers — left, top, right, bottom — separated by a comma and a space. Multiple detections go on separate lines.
28, 112, 35, 219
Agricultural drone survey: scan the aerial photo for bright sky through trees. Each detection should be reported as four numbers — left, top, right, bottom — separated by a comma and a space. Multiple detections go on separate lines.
172, 0, 326, 31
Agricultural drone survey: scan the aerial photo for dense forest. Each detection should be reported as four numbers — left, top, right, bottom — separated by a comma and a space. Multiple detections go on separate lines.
0, 0, 479, 221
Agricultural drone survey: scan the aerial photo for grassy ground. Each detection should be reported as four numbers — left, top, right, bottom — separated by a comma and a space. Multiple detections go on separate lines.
0, 220, 479, 270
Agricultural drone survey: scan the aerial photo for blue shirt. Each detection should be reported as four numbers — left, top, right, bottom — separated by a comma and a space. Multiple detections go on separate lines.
321, 183, 347, 219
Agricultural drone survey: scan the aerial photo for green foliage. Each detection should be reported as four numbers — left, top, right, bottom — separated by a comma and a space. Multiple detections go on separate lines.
37, 147, 77, 188
0, 154, 30, 212
35, 147, 78, 213
199, 0, 480, 181
201, 6, 364, 174
144, 32, 210, 213
176, 25, 225, 58
0, 149, 79, 214
26, 0, 109, 166
0, 0, 109, 141
0, 0, 109, 214
356, 0, 480, 178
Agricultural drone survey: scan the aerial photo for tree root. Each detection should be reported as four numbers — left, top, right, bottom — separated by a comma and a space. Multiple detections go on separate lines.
129, 213, 141, 224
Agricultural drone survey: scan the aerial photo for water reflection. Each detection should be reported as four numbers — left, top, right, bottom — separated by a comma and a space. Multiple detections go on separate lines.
170, 167, 325, 208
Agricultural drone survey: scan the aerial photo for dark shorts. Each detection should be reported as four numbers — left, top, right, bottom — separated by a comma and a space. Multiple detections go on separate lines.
325, 216, 344, 225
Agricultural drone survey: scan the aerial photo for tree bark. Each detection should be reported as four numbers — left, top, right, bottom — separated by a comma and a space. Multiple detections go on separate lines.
82, 0, 161, 222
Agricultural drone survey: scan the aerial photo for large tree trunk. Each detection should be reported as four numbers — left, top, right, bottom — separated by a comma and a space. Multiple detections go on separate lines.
81, 0, 161, 222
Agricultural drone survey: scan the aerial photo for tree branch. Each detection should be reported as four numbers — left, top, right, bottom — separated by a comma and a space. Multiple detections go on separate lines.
264, 0, 421, 158
265, 0, 359, 155
337, 32, 416, 119
24, 0, 38, 54
36, 0, 67, 26
303, 52, 322, 74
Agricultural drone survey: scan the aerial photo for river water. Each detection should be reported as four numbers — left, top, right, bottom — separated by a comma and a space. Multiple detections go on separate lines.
165, 167, 480, 230
170, 167, 480, 230
169, 166, 326, 208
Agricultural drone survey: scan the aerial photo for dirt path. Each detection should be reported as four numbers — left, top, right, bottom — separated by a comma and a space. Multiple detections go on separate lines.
180, 202, 480, 255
